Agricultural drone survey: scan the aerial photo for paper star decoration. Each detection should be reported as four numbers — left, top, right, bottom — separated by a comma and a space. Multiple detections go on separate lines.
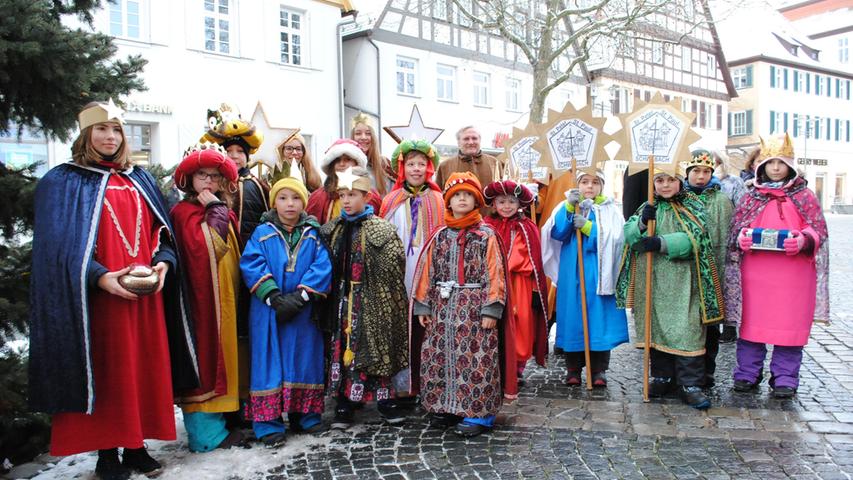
383, 104, 444, 144
104, 98, 126, 124
336, 166, 360, 191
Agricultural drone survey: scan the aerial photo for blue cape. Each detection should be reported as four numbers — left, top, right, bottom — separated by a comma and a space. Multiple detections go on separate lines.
28, 162, 199, 414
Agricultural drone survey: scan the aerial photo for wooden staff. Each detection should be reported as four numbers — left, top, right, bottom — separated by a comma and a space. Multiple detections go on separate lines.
572, 160, 593, 390
642, 155, 656, 402
527, 168, 537, 224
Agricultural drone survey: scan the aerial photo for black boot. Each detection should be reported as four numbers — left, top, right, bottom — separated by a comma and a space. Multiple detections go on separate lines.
96, 449, 131, 480
648, 377, 673, 398
680, 386, 711, 410
122, 447, 163, 478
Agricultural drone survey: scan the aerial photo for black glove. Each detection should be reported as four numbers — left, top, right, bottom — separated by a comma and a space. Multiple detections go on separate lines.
267, 290, 307, 323
640, 203, 656, 224
635, 236, 662, 253
532, 292, 542, 311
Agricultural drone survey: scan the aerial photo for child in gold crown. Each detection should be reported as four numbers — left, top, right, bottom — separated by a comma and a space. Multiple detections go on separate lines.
726, 133, 828, 399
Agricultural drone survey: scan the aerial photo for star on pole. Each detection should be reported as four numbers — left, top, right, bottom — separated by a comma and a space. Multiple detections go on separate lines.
383, 104, 444, 144
336, 166, 360, 191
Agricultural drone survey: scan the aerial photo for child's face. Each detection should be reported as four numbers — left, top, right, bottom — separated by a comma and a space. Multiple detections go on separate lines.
90, 122, 123, 157
578, 176, 602, 199
274, 189, 304, 224
352, 124, 372, 154
449, 190, 476, 216
494, 195, 520, 218
653, 174, 681, 199
334, 156, 357, 172
403, 153, 428, 187
339, 188, 368, 215
192, 167, 222, 194
763, 159, 790, 182
687, 166, 713, 187
225, 144, 248, 169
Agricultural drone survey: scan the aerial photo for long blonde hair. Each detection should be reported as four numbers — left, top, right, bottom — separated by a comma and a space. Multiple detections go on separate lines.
276, 133, 322, 192
71, 103, 132, 168
350, 121, 388, 195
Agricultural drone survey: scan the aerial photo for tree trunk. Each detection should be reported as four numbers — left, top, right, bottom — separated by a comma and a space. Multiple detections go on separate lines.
530, 64, 549, 124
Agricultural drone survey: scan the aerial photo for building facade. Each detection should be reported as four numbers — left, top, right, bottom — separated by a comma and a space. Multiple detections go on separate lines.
341, 0, 586, 158
0, 0, 353, 172
719, 3, 853, 208
584, 0, 736, 194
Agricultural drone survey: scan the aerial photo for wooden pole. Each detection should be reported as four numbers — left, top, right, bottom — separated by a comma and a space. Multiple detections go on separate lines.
527, 168, 537, 224
642, 155, 656, 403
572, 159, 593, 390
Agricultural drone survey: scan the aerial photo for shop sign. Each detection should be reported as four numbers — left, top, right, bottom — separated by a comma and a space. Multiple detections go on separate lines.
797, 157, 828, 166
126, 101, 173, 115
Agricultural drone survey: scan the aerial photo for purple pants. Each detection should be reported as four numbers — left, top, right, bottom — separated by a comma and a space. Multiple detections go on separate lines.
734, 338, 803, 389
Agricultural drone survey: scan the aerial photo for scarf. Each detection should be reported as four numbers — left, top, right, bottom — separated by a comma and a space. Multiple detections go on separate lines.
616, 190, 724, 324
444, 208, 482, 229
725, 177, 829, 324
460, 150, 483, 164
685, 176, 722, 195
260, 209, 319, 251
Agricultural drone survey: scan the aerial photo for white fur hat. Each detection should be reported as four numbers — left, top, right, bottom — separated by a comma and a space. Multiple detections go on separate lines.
321, 138, 367, 173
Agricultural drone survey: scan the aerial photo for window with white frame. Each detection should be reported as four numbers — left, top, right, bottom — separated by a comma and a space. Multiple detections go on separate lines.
110, 0, 141, 39
732, 67, 748, 89
436, 64, 456, 101
506, 78, 521, 111
396, 57, 417, 95
279, 7, 304, 65
204, 0, 232, 54
840, 37, 849, 64
472, 71, 491, 106
706, 54, 716, 75
774, 67, 783, 88
652, 43, 664, 64
731, 111, 747, 136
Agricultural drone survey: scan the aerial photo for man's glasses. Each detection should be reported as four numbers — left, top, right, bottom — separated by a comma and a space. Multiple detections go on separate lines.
195, 172, 223, 181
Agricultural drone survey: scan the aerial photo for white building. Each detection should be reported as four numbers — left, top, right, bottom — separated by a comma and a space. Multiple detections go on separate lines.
780, 0, 853, 69
583, 0, 736, 194
0, 0, 354, 172
718, 3, 853, 208
341, 1, 586, 158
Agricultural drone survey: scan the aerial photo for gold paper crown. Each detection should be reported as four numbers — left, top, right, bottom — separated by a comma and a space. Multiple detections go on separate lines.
351, 112, 373, 130
757, 133, 795, 163
78, 98, 125, 130
687, 149, 715, 170
183, 141, 228, 159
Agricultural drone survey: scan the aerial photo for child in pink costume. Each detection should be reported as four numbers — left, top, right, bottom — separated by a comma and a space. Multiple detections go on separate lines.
725, 133, 829, 398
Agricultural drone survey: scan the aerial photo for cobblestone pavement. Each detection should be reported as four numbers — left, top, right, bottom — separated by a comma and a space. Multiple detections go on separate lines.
263, 215, 853, 479
13, 217, 853, 479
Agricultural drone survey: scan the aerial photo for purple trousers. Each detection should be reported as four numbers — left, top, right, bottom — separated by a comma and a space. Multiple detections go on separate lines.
734, 338, 803, 389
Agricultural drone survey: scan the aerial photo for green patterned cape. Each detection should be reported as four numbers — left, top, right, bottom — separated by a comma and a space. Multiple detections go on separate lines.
616, 190, 724, 326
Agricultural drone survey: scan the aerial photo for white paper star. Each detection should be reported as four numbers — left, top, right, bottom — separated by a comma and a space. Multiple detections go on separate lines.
383, 104, 444, 144
336, 166, 360, 191
104, 98, 126, 124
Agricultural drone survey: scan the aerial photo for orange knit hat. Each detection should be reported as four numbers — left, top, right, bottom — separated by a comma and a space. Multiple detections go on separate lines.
443, 171, 485, 208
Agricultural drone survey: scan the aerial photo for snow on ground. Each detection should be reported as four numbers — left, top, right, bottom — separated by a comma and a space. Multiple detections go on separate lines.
30, 408, 345, 480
